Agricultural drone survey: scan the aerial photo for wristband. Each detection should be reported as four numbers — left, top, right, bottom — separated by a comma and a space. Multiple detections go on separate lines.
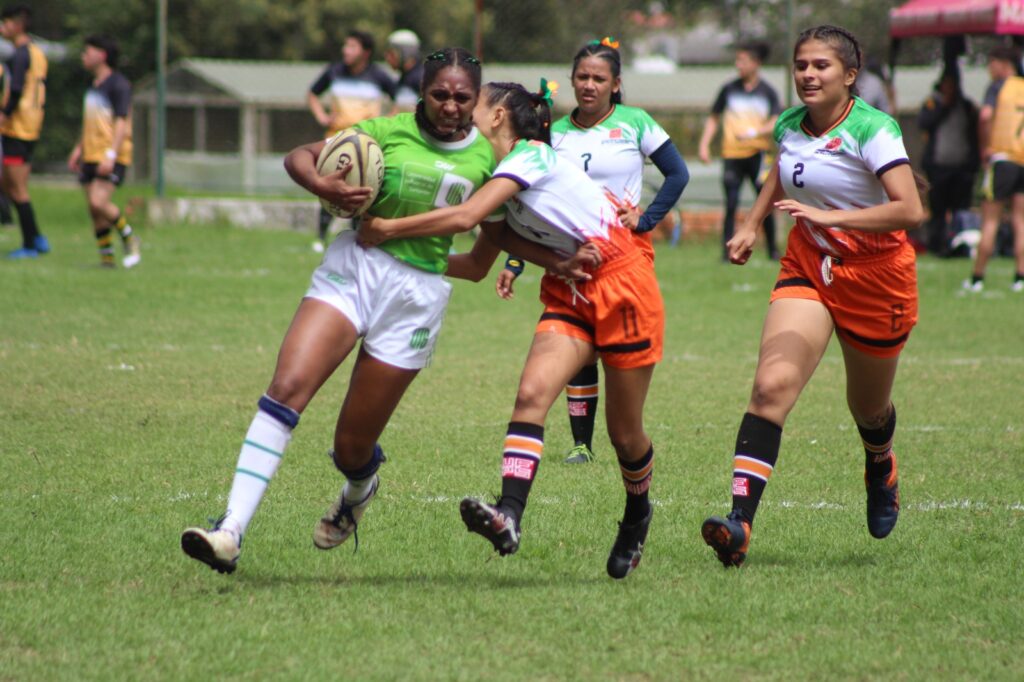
104, 149, 117, 160
503, 257, 524, 277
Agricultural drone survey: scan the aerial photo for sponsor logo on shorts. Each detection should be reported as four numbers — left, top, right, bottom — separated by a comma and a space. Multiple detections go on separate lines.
732, 476, 749, 497
327, 273, 349, 286
409, 327, 430, 350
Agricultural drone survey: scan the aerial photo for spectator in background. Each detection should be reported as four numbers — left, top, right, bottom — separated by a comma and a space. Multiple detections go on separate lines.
918, 69, 979, 256
307, 30, 397, 253
965, 46, 1024, 292
857, 56, 895, 115
699, 41, 781, 261
1, 4, 49, 259
385, 29, 423, 113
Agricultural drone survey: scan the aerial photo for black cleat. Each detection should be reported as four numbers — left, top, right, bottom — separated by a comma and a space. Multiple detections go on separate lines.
459, 498, 520, 556
606, 507, 653, 579
866, 451, 900, 539
701, 511, 750, 568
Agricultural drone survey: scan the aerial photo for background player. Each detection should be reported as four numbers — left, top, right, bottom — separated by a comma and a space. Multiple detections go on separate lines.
1, 4, 49, 260
359, 79, 664, 580
180, 49, 590, 575
307, 30, 396, 253
964, 46, 1024, 293
67, 35, 140, 269
385, 29, 423, 113
699, 41, 782, 261
498, 38, 688, 464
701, 25, 924, 568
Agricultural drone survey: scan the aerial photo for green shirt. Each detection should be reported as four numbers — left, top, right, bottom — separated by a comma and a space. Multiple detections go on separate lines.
355, 114, 496, 273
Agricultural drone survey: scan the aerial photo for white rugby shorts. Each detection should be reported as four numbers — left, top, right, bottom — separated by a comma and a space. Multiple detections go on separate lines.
305, 231, 452, 369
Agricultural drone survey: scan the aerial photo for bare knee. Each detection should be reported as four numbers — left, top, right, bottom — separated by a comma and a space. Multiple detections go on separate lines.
513, 374, 557, 417
332, 431, 376, 470
748, 373, 799, 423
607, 424, 650, 461
850, 402, 892, 430
266, 373, 313, 413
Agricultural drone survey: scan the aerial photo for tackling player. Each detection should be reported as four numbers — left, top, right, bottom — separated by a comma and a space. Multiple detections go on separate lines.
497, 37, 688, 464
67, 35, 140, 268
307, 30, 397, 253
360, 79, 664, 580
701, 25, 924, 568
1, 4, 49, 260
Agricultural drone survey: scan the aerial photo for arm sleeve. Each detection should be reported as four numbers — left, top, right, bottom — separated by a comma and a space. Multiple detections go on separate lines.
710, 85, 728, 115
309, 66, 332, 95
110, 77, 132, 118
2, 47, 29, 116
637, 140, 689, 233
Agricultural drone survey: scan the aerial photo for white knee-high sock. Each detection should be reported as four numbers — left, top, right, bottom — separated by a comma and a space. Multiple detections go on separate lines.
222, 396, 298, 536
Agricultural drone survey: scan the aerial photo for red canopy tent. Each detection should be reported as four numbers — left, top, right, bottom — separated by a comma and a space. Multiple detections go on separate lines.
890, 0, 1024, 38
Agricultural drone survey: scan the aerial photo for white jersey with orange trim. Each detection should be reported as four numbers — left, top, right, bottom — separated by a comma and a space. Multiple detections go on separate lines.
492, 139, 621, 258
550, 104, 669, 207
775, 97, 910, 257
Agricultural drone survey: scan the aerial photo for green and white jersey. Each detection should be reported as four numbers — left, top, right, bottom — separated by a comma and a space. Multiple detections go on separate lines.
775, 97, 910, 257
550, 105, 670, 207
493, 139, 619, 257
354, 113, 495, 273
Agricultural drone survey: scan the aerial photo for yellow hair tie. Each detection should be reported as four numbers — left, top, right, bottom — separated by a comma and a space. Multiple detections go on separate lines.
601, 36, 620, 50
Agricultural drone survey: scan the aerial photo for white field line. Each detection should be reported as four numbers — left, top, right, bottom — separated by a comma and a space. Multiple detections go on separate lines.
125, 491, 1024, 513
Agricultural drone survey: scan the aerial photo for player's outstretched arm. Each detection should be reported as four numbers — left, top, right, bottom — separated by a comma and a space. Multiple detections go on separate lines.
359, 177, 521, 244
446, 228, 503, 283
729, 163, 783, 264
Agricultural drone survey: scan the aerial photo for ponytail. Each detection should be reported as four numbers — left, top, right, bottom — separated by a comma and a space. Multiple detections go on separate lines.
484, 78, 557, 145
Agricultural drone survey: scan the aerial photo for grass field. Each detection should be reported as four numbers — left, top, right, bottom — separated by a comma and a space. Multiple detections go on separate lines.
1, 185, 1021, 680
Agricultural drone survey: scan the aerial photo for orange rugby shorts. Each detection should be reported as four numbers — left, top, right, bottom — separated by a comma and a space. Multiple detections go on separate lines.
770, 229, 918, 358
536, 230, 664, 369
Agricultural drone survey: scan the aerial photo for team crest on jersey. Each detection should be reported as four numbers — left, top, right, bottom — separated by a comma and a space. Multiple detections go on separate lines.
816, 136, 844, 156
609, 128, 622, 139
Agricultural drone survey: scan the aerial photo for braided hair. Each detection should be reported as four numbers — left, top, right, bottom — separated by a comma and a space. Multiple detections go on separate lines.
794, 25, 862, 94
484, 82, 553, 146
571, 40, 623, 104
415, 47, 482, 140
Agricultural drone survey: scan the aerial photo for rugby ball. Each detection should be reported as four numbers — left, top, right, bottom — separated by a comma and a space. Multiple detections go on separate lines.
316, 129, 385, 218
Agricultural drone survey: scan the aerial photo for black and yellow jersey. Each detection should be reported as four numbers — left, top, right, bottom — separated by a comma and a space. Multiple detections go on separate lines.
0, 42, 47, 141
82, 71, 132, 165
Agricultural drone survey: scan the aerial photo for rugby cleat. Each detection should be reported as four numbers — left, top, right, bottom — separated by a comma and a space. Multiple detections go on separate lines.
606, 507, 653, 579
564, 443, 595, 464
701, 511, 751, 568
6, 246, 38, 259
122, 234, 141, 268
181, 520, 242, 574
33, 235, 50, 254
865, 451, 900, 539
313, 475, 379, 550
459, 497, 520, 556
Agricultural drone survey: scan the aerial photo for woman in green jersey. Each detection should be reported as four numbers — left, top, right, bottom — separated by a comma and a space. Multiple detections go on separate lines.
180, 48, 591, 574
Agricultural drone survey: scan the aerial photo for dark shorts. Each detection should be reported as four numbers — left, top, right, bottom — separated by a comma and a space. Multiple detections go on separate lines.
987, 160, 1024, 201
1, 136, 35, 165
79, 162, 128, 187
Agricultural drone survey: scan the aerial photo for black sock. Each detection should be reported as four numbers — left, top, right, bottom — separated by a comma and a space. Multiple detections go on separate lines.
318, 207, 332, 241
619, 444, 653, 524
499, 421, 543, 523
730, 412, 783, 526
566, 363, 599, 448
14, 200, 39, 247
0, 193, 12, 223
858, 405, 896, 480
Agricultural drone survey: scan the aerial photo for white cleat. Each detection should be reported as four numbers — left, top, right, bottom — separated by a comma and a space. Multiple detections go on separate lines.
1012, 280, 1023, 293
122, 236, 141, 268
313, 475, 379, 550
961, 278, 983, 293
181, 526, 241, 574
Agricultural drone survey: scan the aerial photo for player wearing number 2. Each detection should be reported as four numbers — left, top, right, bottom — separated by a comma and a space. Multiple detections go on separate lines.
701, 25, 924, 568
497, 38, 688, 464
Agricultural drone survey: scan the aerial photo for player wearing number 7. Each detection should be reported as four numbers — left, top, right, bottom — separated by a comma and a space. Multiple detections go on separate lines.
701, 25, 925, 568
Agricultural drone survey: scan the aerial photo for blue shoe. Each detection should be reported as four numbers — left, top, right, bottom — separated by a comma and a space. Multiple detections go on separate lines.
7, 247, 39, 259
866, 451, 900, 539
33, 235, 50, 254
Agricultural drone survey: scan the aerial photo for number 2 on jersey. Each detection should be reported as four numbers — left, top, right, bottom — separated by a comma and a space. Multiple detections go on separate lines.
792, 162, 805, 188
